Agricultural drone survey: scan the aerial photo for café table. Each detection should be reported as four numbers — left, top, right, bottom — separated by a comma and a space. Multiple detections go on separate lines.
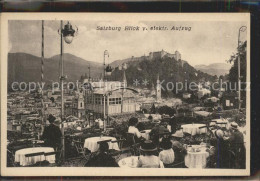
118, 156, 164, 168
15, 147, 55, 166
181, 124, 207, 136
84, 136, 119, 153
184, 145, 209, 168
140, 130, 151, 140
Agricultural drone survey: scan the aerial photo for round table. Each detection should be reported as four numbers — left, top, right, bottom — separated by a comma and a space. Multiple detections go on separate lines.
140, 130, 151, 140
181, 124, 207, 136
184, 145, 209, 168
15, 147, 55, 166
210, 119, 228, 128
83, 136, 119, 153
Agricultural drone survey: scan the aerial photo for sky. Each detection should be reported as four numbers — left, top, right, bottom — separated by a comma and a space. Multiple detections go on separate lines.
9, 20, 247, 66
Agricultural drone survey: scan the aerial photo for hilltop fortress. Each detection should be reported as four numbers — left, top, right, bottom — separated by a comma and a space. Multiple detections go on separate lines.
116, 49, 188, 70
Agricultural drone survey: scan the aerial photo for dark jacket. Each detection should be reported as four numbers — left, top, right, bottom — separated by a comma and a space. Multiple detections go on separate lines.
215, 138, 231, 168
42, 123, 62, 149
84, 152, 119, 167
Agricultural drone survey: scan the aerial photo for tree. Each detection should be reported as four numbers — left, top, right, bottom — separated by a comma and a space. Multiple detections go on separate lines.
227, 41, 247, 108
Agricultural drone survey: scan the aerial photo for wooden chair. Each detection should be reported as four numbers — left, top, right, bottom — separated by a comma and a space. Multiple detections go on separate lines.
125, 133, 140, 156
7, 149, 16, 167
72, 139, 87, 158
24, 152, 45, 167
109, 139, 126, 160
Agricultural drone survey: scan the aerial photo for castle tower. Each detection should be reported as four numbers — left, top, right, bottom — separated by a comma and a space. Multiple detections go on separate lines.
156, 74, 161, 101
122, 70, 127, 88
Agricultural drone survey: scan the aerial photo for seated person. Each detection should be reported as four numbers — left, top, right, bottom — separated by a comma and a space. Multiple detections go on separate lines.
137, 140, 164, 168
128, 117, 144, 142
84, 142, 119, 167
168, 116, 178, 134
170, 130, 187, 164
159, 138, 175, 167
136, 122, 145, 131
149, 122, 170, 145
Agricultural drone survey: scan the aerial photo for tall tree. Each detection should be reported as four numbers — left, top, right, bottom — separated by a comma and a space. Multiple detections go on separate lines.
227, 41, 247, 108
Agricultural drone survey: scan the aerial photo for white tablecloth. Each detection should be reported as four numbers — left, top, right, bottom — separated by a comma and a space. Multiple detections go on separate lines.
15, 147, 55, 166
185, 145, 209, 168
181, 124, 207, 136
84, 136, 119, 152
140, 130, 151, 140
118, 156, 164, 168
210, 119, 228, 128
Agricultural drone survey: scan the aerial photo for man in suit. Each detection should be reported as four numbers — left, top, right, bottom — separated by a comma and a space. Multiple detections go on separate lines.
41, 114, 62, 150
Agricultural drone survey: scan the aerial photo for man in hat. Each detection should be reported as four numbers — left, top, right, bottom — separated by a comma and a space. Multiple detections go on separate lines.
41, 114, 62, 150
228, 122, 245, 168
228, 122, 244, 145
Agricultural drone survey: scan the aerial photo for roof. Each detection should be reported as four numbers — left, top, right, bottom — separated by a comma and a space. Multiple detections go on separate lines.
93, 87, 138, 95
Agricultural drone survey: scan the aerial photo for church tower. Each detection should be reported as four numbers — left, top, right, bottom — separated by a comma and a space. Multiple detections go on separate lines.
122, 70, 127, 88
156, 74, 161, 101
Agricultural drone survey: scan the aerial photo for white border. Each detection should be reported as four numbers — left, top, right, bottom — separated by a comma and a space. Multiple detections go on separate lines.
0, 13, 250, 176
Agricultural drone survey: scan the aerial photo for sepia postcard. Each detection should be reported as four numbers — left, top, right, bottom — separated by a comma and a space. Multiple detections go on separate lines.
0, 13, 250, 176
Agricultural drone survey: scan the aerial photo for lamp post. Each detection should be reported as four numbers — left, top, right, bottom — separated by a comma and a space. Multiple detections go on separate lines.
104, 50, 109, 80
58, 20, 78, 161
237, 26, 247, 110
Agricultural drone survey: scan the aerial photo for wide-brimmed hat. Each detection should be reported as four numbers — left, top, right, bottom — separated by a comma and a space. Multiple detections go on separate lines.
47, 114, 56, 123
171, 130, 184, 138
215, 129, 224, 139
140, 140, 157, 152
230, 122, 238, 130
160, 138, 172, 150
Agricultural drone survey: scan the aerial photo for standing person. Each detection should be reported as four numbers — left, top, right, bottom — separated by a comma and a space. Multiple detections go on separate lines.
214, 129, 231, 168
228, 122, 245, 168
137, 140, 164, 168
41, 114, 62, 150
159, 138, 175, 167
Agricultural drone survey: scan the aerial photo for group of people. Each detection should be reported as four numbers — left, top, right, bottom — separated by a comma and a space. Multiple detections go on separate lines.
209, 122, 245, 169
40, 114, 245, 169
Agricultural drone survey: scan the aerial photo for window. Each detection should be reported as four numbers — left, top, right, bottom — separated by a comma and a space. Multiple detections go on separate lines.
80, 102, 83, 108
109, 98, 121, 105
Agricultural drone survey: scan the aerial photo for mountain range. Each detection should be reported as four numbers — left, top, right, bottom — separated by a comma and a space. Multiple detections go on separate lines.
194, 63, 232, 77
8, 53, 102, 86
8, 52, 221, 91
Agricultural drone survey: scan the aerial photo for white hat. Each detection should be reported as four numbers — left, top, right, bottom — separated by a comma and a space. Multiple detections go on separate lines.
215, 129, 224, 139
231, 122, 238, 129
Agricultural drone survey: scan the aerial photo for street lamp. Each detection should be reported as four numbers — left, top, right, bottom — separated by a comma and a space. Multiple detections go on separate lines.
237, 26, 247, 110
58, 20, 78, 161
